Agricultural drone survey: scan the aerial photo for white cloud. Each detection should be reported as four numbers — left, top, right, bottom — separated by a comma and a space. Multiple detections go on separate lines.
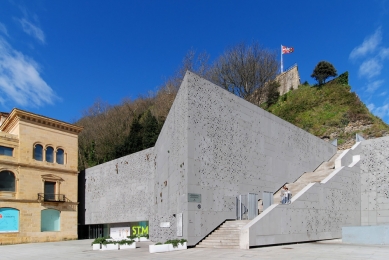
350, 27, 382, 59
367, 103, 375, 111
0, 22, 8, 37
0, 37, 56, 107
379, 91, 387, 96
380, 47, 389, 59
365, 80, 384, 93
359, 58, 382, 78
17, 18, 45, 43
373, 104, 389, 118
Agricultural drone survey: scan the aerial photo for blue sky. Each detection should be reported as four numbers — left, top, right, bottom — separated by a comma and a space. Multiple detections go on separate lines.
0, 0, 389, 123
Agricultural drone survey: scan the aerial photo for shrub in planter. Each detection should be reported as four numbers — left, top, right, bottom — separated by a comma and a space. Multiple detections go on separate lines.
149, 239, 188, 253
165, 239, 187, 248
165, 239, 187, 251
149, 243, 169, 253
119, 239, 136, 250
128, 234, 149, 242
101, 240, 118, 250
127, 235, 137, 240
91, 237, 106, 250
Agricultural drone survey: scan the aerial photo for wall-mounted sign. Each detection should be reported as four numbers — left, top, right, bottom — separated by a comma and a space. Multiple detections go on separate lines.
188, 193, 201, 203
160, 222, 170, 228
0, 208, 19, 232
109, 221, 148, 239
110, 227, 131, 239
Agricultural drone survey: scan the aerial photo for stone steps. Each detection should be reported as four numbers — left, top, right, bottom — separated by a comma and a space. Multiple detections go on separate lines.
196, 220, 250, 249
198, 151, 343, 249
273, 150, 343, 204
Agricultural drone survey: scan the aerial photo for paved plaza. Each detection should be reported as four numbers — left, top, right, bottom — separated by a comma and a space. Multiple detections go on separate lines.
1, 239, 389, 260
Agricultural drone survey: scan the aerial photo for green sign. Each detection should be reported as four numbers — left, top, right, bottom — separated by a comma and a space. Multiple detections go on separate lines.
188, 193, 201, 203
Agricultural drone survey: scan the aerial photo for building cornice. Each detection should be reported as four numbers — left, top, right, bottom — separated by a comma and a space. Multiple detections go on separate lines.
0, 159, 79, 175
0, 108, 83, 134
0, 132, 19, 144
0, 198, 79, 205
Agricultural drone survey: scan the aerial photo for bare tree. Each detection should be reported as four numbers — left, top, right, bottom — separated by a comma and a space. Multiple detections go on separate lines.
210, 42, 279, 100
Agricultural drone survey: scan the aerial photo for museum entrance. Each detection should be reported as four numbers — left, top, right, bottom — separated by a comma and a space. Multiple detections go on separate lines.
80, 224, 110, 239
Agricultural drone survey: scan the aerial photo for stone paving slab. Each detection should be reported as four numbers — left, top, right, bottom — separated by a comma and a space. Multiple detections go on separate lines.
1, 239, 389, 260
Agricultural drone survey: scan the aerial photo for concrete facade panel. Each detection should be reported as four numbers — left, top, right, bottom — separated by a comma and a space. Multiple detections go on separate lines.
360, 136, 389, 226
83, 71, 337, 246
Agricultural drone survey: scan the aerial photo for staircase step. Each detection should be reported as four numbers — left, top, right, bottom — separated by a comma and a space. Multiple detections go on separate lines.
199, 240, 239, 244
196, 245, 241, 249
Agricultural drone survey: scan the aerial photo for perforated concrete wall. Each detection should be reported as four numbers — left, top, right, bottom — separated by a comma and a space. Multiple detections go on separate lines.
84, 148, 155, 224
150, 75, 190, 243
241, 145, 361, 248
360, 136, 389, 226
157, 72, 336, 245
83, 71, 336, 246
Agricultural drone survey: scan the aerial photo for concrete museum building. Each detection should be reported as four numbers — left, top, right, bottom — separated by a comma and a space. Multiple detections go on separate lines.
82, 72, 388, 248
0, 109, 82, 244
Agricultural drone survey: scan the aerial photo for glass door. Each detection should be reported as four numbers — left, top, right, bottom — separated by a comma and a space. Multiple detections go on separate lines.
44, 181, 56, 201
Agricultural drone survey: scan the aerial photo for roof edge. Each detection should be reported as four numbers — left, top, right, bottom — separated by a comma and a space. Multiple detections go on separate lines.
0, 108, 83, 134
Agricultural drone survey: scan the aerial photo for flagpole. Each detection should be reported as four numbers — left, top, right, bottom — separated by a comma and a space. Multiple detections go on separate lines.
281, 45, 283, 73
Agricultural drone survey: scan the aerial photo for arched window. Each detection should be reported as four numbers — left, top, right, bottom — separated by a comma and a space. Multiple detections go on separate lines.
46, 146, 54, 163
0, 171, 15, 192
41, 209, 60, 231
56, 148, 64, 164
0, 208, 19, 232
33, 144, 43, 161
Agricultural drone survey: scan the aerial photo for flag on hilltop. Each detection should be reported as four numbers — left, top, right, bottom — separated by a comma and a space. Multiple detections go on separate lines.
282, 45, 294, 54
281, 45, 294, 73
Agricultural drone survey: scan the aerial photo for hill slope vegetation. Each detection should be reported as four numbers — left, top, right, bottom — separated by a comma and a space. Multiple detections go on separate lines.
262, 73, 389, 149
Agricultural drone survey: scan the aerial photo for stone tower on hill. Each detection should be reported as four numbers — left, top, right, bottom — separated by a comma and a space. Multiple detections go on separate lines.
276, 64, 301, 95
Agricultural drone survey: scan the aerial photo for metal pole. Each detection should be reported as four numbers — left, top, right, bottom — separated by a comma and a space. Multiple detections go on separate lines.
281, 45, 283, 73
239, 195, 242, 220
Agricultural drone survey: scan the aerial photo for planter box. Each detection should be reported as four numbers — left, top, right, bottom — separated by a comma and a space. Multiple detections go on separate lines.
92, 244, 101, 250
149, 244, 169, 253
149, 242, 187, 253
101, 243, 118, 250
119, 242, 136, 250
168, 242, 187, 251
138, 237, 149, 242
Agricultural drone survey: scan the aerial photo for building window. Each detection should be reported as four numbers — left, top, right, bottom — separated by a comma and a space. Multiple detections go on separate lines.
33, 144, 43, 161
41, 209, 60, 231
0, 146, 13, 156
46, 146, 54, 163
0, 171, 15, 192
56, 148, 64, 164
44, 181, 56, 201
0, 208, 19, 232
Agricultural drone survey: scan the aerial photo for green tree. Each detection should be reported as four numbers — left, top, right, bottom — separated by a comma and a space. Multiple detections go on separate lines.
142, 110, 159, 149
311, 61, 337, 85
115, 117, 143, 157
266, 81, 280, 107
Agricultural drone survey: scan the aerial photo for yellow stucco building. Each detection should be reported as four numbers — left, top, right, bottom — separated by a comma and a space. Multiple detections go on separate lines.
0, 109, 82, 244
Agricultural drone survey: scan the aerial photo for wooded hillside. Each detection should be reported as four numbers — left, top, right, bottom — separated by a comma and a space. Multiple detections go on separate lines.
76, 45, 389, 170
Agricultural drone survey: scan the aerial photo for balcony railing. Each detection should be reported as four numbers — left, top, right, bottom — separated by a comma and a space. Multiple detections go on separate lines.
38, 193, 66, 202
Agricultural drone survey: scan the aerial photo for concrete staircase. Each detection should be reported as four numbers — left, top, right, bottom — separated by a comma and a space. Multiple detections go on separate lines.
273, 150, 343, 204
196, 220, 250, 249
197, 151, 343, 248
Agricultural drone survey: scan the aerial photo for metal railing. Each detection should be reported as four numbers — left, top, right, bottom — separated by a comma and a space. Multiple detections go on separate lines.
38, 193, 66, 202
236, 193, 258, 220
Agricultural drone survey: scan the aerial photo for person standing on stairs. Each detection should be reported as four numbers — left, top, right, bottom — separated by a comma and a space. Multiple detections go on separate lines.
285, 187, 292, 204
280, 185, 287, 204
